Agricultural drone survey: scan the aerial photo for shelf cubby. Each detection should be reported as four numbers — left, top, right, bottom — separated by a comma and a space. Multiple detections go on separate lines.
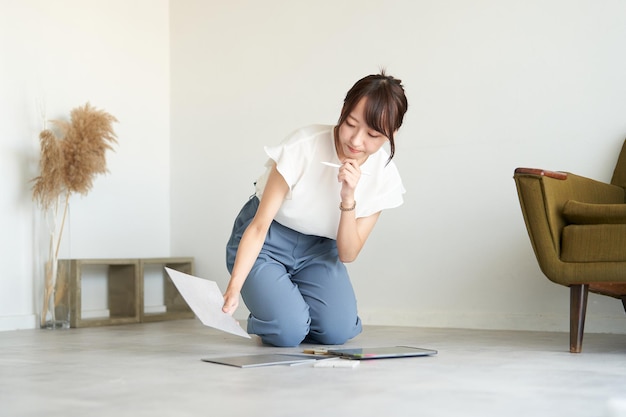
139, 257, 195, 322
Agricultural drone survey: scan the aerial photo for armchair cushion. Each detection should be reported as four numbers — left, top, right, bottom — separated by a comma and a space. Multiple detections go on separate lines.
561, 224, 626, 262
563, 200, 626, 225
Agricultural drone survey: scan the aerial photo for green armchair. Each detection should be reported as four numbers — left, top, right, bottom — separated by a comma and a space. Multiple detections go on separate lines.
513, 140, 626, 353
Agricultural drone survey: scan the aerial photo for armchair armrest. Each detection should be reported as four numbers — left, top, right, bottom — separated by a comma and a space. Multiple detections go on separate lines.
514, 167, 625, 205
514, 167, 567, 180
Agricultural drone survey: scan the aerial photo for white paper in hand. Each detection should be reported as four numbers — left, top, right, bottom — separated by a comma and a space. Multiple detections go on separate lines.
164, 267, 250, 338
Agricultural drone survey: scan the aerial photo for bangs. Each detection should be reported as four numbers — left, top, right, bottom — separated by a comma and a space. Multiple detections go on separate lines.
363, 90, 398, 140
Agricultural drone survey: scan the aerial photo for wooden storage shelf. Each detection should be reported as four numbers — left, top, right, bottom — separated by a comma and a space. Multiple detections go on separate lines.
58, 257, 195, 328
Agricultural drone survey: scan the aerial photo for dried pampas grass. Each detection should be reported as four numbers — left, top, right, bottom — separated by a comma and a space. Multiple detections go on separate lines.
33, 103, 118, 208
32, 129, 65, 210
32, 103, 117, 327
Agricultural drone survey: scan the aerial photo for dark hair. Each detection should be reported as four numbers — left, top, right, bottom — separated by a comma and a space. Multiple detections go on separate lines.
337, 71, 408, 161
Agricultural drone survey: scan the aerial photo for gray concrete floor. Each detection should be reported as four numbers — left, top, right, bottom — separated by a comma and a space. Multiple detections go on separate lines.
2, 319, 626, 417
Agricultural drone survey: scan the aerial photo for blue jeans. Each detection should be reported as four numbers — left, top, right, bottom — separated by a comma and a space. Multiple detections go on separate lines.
226, 196, 362, 347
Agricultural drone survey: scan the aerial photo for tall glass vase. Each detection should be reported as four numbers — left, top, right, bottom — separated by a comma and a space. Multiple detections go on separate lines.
41, 258, 70, 329
40, 192, 71, 329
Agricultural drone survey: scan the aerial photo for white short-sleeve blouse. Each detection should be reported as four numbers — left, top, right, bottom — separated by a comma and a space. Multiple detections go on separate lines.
254, 124, 405, 240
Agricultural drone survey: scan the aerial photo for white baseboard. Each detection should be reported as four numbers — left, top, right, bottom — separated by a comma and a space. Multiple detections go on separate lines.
358, 310, 626, 334
81, 309, 111, 319
0, 314, 37, 331
80, 306, 168, 318
2, 310, 623, 334
144, 305, 167, 314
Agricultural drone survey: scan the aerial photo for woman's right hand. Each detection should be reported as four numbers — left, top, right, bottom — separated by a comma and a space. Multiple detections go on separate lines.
338, 158, 361, 202
222, 288, 240, 315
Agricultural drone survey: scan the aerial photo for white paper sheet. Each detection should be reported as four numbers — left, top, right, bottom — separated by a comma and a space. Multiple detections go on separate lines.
164, 267, 250, 338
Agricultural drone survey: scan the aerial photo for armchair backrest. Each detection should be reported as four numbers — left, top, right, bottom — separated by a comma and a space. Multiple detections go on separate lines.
610, 139, 626, 190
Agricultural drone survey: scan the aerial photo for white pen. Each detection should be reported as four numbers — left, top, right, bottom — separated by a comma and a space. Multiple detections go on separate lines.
321, 161, 371, 176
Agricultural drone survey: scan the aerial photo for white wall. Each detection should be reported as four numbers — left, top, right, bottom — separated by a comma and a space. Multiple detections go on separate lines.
3, 0, 626, 335
170, 0, 626, 334
0, 0, 171, 330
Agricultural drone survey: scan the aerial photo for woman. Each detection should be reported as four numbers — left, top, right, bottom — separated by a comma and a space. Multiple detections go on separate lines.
223, 72, 408, 347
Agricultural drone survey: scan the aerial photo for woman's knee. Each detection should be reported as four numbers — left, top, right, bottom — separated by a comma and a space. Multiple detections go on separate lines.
308, 315, 362, 345
256, 315, 311, 347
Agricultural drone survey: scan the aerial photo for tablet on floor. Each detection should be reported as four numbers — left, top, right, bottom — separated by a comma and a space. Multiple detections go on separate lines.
326, 345, 437, 360
201, 353, 317, 368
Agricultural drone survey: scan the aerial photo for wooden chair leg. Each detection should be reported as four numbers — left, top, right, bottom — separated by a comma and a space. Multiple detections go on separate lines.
570, 284, 589, 353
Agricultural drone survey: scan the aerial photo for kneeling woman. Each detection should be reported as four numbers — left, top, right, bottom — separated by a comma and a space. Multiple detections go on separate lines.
223, 72, 409, 347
